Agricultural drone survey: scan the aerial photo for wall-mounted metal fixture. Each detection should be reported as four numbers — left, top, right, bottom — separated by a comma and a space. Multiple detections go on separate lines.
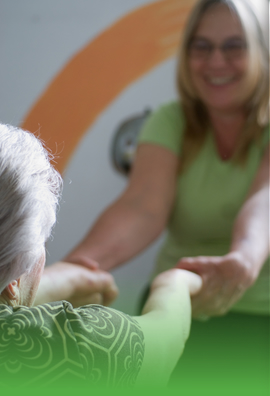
111, 108, 151, 176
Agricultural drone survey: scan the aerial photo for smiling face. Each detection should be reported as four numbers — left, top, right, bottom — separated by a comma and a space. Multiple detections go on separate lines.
188, 3, 248, 115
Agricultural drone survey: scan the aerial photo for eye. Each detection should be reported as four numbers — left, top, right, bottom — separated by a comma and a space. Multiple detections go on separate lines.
189, 39, 212, 57
222, 40, 247, 58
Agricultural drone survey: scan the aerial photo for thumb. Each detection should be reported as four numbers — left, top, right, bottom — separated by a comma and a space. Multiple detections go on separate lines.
176, 269, 203, 296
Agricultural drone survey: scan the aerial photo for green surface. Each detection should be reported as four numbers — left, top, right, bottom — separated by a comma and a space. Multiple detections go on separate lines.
169, 312, 269, 396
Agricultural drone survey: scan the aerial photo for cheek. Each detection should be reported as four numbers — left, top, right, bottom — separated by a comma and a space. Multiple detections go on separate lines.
233, 58, 248, 77
187, 60, 204, 91
188, 59, 202, 77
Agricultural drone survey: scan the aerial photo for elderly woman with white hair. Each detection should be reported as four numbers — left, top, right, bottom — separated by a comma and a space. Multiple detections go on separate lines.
0, 123, 201, 389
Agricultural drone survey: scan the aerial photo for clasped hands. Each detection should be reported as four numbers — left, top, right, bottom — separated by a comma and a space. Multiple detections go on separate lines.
35, 259, 118, 307
176, 251, 255, 318
36, 252, 254, 317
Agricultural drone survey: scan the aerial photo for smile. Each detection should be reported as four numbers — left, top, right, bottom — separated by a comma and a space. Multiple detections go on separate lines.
206, 76, 235, 86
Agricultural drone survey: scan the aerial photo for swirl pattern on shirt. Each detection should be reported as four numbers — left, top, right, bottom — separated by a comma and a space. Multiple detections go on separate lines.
0, 302, 144, 387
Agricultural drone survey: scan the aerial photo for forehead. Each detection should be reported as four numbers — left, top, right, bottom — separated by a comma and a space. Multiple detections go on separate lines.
194, 3, 245, 41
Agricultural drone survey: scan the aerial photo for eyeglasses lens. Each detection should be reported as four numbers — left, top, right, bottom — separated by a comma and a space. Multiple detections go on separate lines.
189, 39, 246, 60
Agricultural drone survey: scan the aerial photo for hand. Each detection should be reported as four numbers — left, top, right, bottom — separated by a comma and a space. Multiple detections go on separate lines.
35, 261, 118, 307
151, 269, 202, 296
176, 252, 254, 318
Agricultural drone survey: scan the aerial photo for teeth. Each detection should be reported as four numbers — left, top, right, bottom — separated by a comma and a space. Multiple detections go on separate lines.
208, 77, 233, 85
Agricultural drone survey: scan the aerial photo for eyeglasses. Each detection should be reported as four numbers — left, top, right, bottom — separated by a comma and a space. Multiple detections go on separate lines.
188, 37, 247, 61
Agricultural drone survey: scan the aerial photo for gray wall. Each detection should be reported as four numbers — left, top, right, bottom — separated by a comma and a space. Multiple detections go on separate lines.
0, 0, 177, 314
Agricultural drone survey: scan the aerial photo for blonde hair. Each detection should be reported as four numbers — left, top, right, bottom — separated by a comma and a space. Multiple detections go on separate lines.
177, 0, 269, 170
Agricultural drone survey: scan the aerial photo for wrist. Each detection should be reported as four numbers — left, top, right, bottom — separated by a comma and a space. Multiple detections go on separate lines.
226, 250, 258, 286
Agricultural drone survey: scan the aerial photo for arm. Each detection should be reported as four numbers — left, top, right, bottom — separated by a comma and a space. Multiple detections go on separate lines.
134, 269, 202, 387
65, 143, 179, 271
177, 146, 269, 317
229, 145, 269, 276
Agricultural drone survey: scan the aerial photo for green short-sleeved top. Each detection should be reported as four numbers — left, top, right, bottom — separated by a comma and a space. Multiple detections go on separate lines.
0, 301, 144, 388
138, 101, 269, 315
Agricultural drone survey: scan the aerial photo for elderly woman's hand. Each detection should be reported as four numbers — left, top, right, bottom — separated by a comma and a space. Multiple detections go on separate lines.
34, 262, 119, 307
176, 252, 255, 318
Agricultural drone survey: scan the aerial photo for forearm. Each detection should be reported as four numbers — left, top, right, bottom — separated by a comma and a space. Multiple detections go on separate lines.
135, 272, 192, 386
65, 144, 178, 271
230, 185, 269, 280
65, 196, 166, 271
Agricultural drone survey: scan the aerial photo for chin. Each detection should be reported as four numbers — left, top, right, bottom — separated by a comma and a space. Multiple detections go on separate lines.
201, 95, 245, 113
197, 87, 246, 113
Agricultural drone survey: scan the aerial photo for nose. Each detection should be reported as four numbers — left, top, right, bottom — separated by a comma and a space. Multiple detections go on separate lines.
207, 48, 227, 67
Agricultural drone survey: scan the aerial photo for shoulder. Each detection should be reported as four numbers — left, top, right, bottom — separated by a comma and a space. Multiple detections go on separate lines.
138, 101, 185, 156
70, 303, 144, 338
149, 100, 184, 125
66, 304, 145, 387
0, 303, 145, 387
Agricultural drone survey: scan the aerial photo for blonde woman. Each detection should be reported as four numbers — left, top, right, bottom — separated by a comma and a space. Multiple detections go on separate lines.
65, 0, 269, 391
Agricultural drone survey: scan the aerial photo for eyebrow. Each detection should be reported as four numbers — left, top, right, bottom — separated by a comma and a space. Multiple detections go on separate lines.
191, 35, 245, 42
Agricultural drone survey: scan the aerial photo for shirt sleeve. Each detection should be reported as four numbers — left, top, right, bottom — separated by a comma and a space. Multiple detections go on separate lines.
66, 303, 145, 388
138, 101, 185, 156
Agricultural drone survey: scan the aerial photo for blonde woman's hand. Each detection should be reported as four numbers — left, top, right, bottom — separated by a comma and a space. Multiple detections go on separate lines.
176, 252, 255, 318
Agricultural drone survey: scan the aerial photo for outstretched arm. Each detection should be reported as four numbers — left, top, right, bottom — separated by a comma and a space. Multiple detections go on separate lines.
134, 269, 202, 387
64, 144, 178, 271
177, 146, 269, 317
229, 145, 269, 275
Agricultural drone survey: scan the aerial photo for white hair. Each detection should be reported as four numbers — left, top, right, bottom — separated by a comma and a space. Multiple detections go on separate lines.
0, 124, 62, 293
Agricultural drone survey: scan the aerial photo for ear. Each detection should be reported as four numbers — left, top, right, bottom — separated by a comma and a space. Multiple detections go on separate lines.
2, 279, 20, 301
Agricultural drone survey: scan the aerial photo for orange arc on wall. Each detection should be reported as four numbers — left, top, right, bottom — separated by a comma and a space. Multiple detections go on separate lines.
21, 0, 195, 173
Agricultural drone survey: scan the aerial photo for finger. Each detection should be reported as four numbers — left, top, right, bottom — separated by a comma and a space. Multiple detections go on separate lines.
103, 286, 119, 306
177, 256, 222, 268
190, 282, 221, 316
100, 274, 119, 306
176, 257, 196, 267
72, 293, 103, 308
192, 282, 235, 317
176, 261, 205, 276
85, 270, 119, 302
224, 283, 246, 312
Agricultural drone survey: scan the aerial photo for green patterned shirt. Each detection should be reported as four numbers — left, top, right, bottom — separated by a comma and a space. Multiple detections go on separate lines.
0, 301, 144, 388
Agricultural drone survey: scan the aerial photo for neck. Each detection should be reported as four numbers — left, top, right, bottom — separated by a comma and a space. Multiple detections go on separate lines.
207, 108, 246, 160
208, 108, 246, 135
0, 294, 11, 305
